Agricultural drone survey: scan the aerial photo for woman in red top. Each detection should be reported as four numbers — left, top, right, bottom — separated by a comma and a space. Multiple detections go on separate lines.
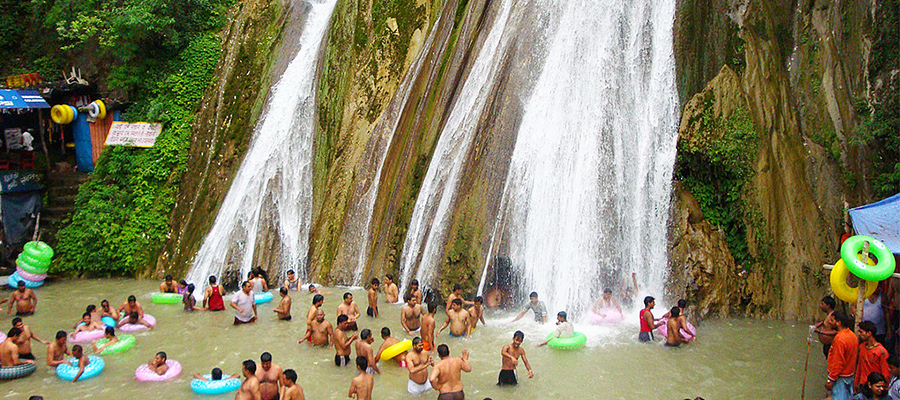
203, 275, 226, 311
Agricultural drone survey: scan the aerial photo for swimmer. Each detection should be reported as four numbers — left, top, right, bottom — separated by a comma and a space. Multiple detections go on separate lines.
116, 311, 154, 330
467, 296, 486, 334
438, 299, 469, 338
499, 331, 533, 385
231, 281, 258, 325
7, 281, 37, 315
117, 295, 145, 319
203, 276, 226, 311
249, 270, 268, 295
300, 309, 332, 346
69, 344, 90, 382
621, 272, 638, 309
184, 284, 205, 311
408, 279, 423, 305
1, 327, 33, 367
333, 315, 358, 367
283, 270, 300, 292
47, 331, 72, 367
384, 274, 399, 303
405, 337, 433, 394
71, 313, 103, 337
91, 327, 118, 354
236, 360, 261, 400
512, 292, 548, 324
280, 369, 305, 400
11, 317, 48, 360
84, 304, 101, 325
421, 302, 437, 351
348, 356, 375, 400
591, 288, 623, 317
307, 284, 324, 295
147, 351, 169, 375
256, 352, 283, 400
355, 329, 380, 375
665, 307, 693, 347
429, 345, 471, 400
538, 312, 574, 347
374, 327, 405, 366
306, 294, 325, 332
662, 299, 696, 339
160, 275, 177, 293
337, 293, 360, 330
445, 284, 474, 312
401, 293, 423, 334
178, 279, 189, 294
192, 367, 239, 381
100, 299, 120, 321
639, 296, 664, 343
274, 287, 292, 321
367, 279, 380, 318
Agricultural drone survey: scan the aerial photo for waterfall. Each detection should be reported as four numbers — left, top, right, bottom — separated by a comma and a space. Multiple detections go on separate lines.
185, 0, 337, 292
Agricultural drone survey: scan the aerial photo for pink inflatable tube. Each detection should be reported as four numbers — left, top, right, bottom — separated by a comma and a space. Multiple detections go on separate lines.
119, 314, 157, 332
135, 360, 182, 381
70, 329, 105, 343
589, 311, 624, 324
15, 266, 46, 282
656, 318, 696, 341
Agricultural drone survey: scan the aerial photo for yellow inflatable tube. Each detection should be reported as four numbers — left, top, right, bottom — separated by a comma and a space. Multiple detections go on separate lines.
830, 258, 878, 303
379, 339, 412, 361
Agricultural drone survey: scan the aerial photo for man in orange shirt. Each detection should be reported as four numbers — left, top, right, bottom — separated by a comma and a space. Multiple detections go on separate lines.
856, 320, 891, 390
826, 310, 858, 400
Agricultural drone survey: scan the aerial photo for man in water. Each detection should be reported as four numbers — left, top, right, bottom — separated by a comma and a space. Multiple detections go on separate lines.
148, 351, 170, 375
538, 312, 574, 347
204, 275, 226, 311
438, 299, 470, 337
367, 279, 380, 317
192, 367, 239, 381
302, 309, 332, 346
1, 327, 33, 367
280, 369, 305, 400
639, 296, 664, 342
256, 352, 283, 400
499, 330, 533, 385
621, 272, 638, 309
348, 356, 374, 400
826, 310, 857, 399
355, 329, 380, 375
333, 315, 358, 367
47, 330, 72, 367
7, 281, 37, 315
592, 288, 623, 318
401, 293, 423, 334
308, 285, 324, 295
92, 327, 120, 354
69, 344, 91, 382
384, 274, 400, 303
100, 299, 119, 321
273, 287, 292, 321
662, 300, 696, 339
116, 311, 154, 330
664, 307, 693, 347
421, 302, 437, 351
11, 317, 48, 360
405, 337, 433, 394
117, 295, 145, 319
307, 294, 324, 328
71, 312, 104, 337
409, 279, 423, 305
445, 284, 474, 312
337, 293, 360, 330
429, 344, 471, 400
814, 295, 837, 358
283, 270, 300, 292
375, 327, 405, 366
159, 275, 177, 293
237, 359, 262, 400
512, 292, 547, 324
231, 281, 258, 325
467, 296, 486, 334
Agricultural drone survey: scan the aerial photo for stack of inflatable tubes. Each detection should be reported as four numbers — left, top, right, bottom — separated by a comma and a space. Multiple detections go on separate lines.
86, 100, 107, 119
50, 105, 78, 124
8, 241, 54, 289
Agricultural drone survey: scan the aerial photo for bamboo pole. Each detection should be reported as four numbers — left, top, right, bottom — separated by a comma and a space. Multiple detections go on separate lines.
855, 241, 871, 330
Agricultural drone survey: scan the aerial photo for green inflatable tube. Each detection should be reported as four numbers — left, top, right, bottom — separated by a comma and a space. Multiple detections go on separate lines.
546, 331, 587, 350
96, 334, 135, 354
16, 258, 49, 275
23, 241, 54, 260
841, 235, 896, 281
17, 252, 50, 270
152, 293, 182, 304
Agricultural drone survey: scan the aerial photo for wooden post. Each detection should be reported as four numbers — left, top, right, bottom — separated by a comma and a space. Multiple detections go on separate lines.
855, 241, 871, 331
37, 109, 53, 176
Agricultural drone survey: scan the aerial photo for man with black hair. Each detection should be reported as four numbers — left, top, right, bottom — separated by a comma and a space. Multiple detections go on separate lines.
192, 367, 239, 381
301, 309, 332, 346
283, 270, 300, 292
1, 327, 33, 367
306, 294, 325, 331
337, 293, 360, 330
639, 296, 664, 343
406, 337, 433, 394
256, 352, 283, 400
538, 312, 573, 347
499, 330, 533, 386
204, 276, 226, 311
815, 295, 838, 358
429, 344, 471, 400
887, 354, 900, 399
280, 369, 305, 400
375, 327, 405, 367
367, 279, 381, 318
231, 281, 257, 325
857, 320, 891, 389
69, 344, 90, 382
273, 287, 292, 321
333, 315, 358, 366
348, 356, 374, 400
355, 329, 380, 375
237, 360, 261, 400
826, 310, 858, 400
422, 302, 437, 351
47, 330, 71, 367
664, 307, 693, 347
401, 293, 423, 334
446, 284, 474, 312
467, 296, 486, 334
147, 351, 169, 375
384, 274, 399, 303
512, 292, 547, 324
8, 281, 37, 316
439, 299, 470, 337
117, 295, 145, 319
11, 317, 48, 360
160, 275, 177, 293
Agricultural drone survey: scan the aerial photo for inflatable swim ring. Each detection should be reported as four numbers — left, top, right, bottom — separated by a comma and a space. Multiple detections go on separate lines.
546, 332, 587, 350
15, 265, 46, 282
656, 318, 697, 341
191, 374, 241, 395
151, 293, 182, 304
56, 356, 104, 381
71, 329, 105, 343
96, 334, 135, 355
15, 256, 48, 275
842, 235, 896, 282
830, 258, 878, 303
17, 252, 50, 271
119, 314, 156, 332
0, 362, 36, 380
87, 100, 107, 119
254, 291, 273, 304
51, 105, 67, 124
23, 241, 54, 260
379, 339, 412, 361
589, 310, 623, 324
7, 272, 43, 289
135, 360, 182, 381
102, 316, 116, 328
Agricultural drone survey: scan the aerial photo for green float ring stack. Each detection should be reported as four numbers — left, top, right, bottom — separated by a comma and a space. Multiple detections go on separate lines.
17, 241, 53, 275
841, 235, 895, 282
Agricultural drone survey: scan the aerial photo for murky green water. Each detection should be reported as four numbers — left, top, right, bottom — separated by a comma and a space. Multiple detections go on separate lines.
1, 279, 823, 399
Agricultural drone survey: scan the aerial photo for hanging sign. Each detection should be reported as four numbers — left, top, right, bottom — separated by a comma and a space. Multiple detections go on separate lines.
105, 122, 163, 147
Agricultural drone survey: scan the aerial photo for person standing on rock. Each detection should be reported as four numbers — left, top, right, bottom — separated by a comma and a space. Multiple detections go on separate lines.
826, 310, 858, 400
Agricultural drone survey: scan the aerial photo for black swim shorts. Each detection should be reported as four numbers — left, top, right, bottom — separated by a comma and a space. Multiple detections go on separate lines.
335, 354, 350, 367
497, 369, 517, 385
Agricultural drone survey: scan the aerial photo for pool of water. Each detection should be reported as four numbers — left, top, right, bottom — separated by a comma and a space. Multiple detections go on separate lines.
1, 279, 823, 399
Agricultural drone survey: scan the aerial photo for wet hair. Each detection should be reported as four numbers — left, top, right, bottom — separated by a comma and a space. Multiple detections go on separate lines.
670, 307, 681, 318
558, 311, 567, 320
187, 283, 196, 294
643, 296, 654, 306
243, 359, 257, 374
248, 270, 256, 279
157, 351, 167, 361
284, 369, 297, 383
381, 327, 391, 337
313, 294, 324, 305
86, 305, 97, 313
529, 292, 538, 298
603, 288, 612, 294
27, 397, 43, 400
677, 299, 687, 309
280, 287, 288, 295
889, 354, 900, 368
474, 296, 483, 304
411, 279, 419, 287
427, 302, 438, 314
404, 293, 414, 302
72, 344, 83, 353
451, 298, 462, 306
11, 317, 22, 326
453, 284, 462, 292
179, 279, 187, 286
82, 312, 91, 319
360, 329, 372, 340
209, 276, 217, 284
211, 367, 223, 380
104, 326, 115, 336
412, 337, 423, 345
513, 330, 524, 341
833, 310, 853, 329
337, 315, 349, 324
165, 275, 173, 281
8, 327, 22, 338
56, 330, 67, 340
261, 352, 272, 362
101, 299, 109, 306
287, 270, 295, 275
128, 295, 137, 302
821, 296, 836, 310
241, 281, 251, 289
129, 311, 139, 320
308, 284, 316, 291
861, 372, 886, 397
17, 281, 24, 287
386, 274, 393, 281
371, 278, 380, 286
343, 292, 353, 300
859, 320, 878, 335
356, 356, 368, 371
437, 344, 450, 357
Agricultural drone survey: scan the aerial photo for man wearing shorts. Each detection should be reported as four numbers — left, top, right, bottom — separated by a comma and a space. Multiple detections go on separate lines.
231, 281, 257, 325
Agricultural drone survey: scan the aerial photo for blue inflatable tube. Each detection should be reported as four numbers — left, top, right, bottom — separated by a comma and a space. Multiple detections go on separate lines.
101, 316, 116, 328
254, 291, 273, 304
57, 356, 105, 381
7, 272, 43, 289
191, 374, 241, 395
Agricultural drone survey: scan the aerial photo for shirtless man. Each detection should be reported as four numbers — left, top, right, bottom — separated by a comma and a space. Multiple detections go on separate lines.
467, 297, 486, 334
665, 307, 693, 347
401, 293, 423, 334
333, 315, 358, 367
499, 331, 533, 385
367, 279, 380, 318
438, 299, 470, 338
308, 285, 325, 295
348, 356, 375, 400
280, 369, 305, 400
71, 313, 104, 338
384, 274, 400, 303
429, 345, 471, 400
301, 309, 332, 346
409, 280, 423, 305
12, 317, 48, 360
283, 270, 300, 292
405, 337, 433, 394
47, 331, 71, 367
69, 344, 91, 382
337, 293, 360, 330
814, 295, 837, 358
274, 287, 292, 321
92, 327, 119, 354
116, 311, 154, 330
85, 304, 102, 325
100, 299, 119, 321
306, 294, 324, 330
592, 288, 623, 317
256, 352, 283, 400
661, 299, 696, 338
1, 328, 33, 367
355, 329, 380, 375
237, 360, 262, 400
117, 295, 145, 319
421, 303, 437, 351
8, 281, 37, 315
148, 351, 170, 375
159, 275, 177, 293
445, 284, 474, 312
375, 327, 404, 366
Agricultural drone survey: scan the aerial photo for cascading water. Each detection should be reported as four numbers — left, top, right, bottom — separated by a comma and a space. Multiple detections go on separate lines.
185, 0, 337, 292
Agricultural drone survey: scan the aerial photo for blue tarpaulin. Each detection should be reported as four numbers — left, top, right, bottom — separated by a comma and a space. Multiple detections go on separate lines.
850, 193, 900, 255
0, 90, 50, 109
